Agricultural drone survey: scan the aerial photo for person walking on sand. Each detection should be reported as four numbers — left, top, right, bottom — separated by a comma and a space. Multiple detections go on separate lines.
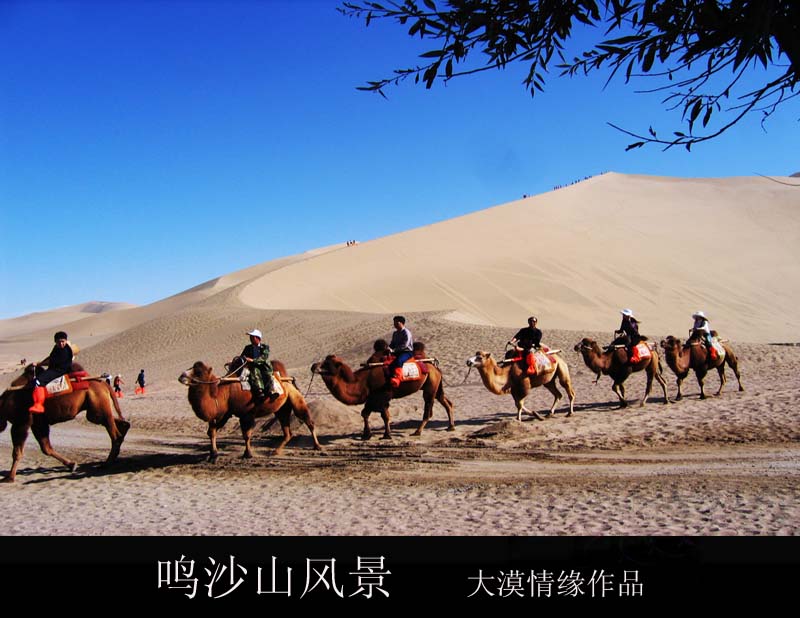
134, 369, 146, 395
113, 374, 125, 398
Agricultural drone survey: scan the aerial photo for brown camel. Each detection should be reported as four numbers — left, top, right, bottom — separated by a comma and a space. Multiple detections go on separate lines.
310, 353, 455, 440
179, 360, 321, 461
660, 334, 744, 400
0, 363, 130, 483
573, 337, 670, 408
465, 349, 576, 421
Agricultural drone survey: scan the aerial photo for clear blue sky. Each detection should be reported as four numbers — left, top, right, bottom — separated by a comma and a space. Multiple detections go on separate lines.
1, 0, 796, 318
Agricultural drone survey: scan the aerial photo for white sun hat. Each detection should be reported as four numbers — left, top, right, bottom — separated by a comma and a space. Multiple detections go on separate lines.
246, 329, 263, 339
620, 308, 635, 318
692, 311, 707, 319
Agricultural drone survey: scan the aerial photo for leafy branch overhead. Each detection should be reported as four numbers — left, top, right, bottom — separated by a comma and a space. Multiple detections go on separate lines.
340, 0, 799, 150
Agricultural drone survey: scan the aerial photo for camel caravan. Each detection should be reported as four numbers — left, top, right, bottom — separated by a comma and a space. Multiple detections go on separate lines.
1, 310, 744, 481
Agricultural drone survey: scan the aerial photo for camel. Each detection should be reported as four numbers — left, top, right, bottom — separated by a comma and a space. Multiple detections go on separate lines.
179, 359, 321, 461
573, 337, 669, 408
465, 349, 576, 421
660, 334, 744, 400
310, 352, 455, 440
0, 363, 130, 483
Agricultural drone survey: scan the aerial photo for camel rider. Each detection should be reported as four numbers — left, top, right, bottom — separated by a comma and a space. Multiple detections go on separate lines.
508, 316, 542, 375
615, 309, 642, 360
29, 331, 74, 413
388, 316, 414, 388
241, 329, 277, 403
690, 311, 717, 360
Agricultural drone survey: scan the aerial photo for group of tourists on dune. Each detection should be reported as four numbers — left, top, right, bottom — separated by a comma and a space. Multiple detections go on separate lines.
0, 309, 743, 482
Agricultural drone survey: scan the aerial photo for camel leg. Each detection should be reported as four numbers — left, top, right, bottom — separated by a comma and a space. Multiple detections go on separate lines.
675, 376, 684, 401
543, 381, 562, 417
31, 418, 78, 473
437, 391, 456, 431
107, 418, 130, 464
287, 390, 322, 450
613, 381, 627, 408
240, 413, 256, 458
272, 410, 293, 456
715, 365, 727, 396
207, 422, 220, 462
696, 370, 707, 399
2, 420, 32, 483
729, 357, 745, 392
360, 409, 373, 441
413, 390, 435, 437
517, 394, 544, 421
380, 405, 392, 440
640, 367, 655, 407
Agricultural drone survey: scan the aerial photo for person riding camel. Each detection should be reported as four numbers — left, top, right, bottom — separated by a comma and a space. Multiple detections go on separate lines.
240, 329, 277, 403
689, 311, 717, 360
615, 309, 642, 363
508, 316, 542, 375
29, 331, 74, 413
388, 316, 414, 388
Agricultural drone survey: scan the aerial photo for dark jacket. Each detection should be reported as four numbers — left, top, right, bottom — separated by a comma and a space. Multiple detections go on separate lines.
618, 317, 641, 345
46, 344, 73, 374
512, 326, 542, 350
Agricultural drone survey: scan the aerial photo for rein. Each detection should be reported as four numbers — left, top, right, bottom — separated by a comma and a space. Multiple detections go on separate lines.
180, 357, 247, 386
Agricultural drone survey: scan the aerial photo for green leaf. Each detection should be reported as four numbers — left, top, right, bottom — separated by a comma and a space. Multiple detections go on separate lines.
702, 106, 713, 128
642, 45, 656, 72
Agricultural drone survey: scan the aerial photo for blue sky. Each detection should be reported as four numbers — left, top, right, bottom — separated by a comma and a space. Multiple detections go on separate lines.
1, 0, 796, 318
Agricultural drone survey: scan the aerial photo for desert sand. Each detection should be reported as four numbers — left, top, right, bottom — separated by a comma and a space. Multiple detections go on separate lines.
1, 173, 798, 536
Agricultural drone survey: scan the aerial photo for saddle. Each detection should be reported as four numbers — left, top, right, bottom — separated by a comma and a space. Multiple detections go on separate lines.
628, 342, 653, 364
381, 356, 428, 382
43, 371, 93, 399
505, 346, 558, 375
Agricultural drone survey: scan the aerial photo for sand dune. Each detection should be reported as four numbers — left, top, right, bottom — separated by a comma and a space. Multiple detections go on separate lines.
238, 173, 800, 343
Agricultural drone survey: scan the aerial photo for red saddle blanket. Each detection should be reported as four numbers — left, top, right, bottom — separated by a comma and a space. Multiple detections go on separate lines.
382, 356, 428, 381
43, 371, 92, 399
629, 343, 652, 364
508, 346, 558, 375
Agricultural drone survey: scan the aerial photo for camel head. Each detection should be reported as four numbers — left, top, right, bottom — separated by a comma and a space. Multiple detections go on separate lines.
660, 336, 682, 351
466, 351, 492, 367
574, 338, 597, 353
179, 361, 215, 385
311, 355, 343, 376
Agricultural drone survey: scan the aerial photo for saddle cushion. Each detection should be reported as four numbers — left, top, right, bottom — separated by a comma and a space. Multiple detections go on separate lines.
710, 340, 725, 362
44, 375, 73, 397
629, 343, 652, 364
